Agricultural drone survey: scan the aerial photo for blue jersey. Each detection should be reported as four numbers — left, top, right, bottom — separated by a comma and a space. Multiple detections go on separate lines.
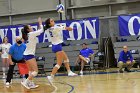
80, 48, 94, 58
118, 50, 133, 63
9, 43, 26, 61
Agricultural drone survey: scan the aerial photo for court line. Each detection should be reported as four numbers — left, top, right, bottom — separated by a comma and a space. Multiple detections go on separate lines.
51, 84, 58, 93
54, 82, 74, 93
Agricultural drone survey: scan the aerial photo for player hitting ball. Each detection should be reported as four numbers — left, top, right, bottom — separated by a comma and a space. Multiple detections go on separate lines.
44, 18, 78, 84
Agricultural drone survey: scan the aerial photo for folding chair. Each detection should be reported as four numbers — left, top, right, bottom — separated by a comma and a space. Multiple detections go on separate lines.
130, 49, 140, 68
93, 52, 106, 71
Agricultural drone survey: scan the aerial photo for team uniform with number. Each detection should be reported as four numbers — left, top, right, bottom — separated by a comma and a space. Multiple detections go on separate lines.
23, 25, 44, 60
0, 43, 11, 58
47, 25, 65, 53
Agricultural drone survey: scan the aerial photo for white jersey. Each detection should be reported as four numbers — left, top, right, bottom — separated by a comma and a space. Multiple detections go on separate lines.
48, 25, 65, 45
24, 25, 43, 55
0, 43, 11, 58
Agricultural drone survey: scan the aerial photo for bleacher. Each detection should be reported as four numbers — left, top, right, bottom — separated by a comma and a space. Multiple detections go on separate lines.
35, 39, 98, 72
113, 36, 140, 68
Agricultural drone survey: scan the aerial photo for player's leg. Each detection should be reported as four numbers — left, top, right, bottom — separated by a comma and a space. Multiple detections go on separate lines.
49, 44, 63, 76
51, 51, 63, 75
26, 58, 38, 80
47, 51, 63, 84
21, 56, 38, 89
2, 58, 6, 78
27, 58, 39, 88
6, 58, 10, 70
62, 51, 77, 76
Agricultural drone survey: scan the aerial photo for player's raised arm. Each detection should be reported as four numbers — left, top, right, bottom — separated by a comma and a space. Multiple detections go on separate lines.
65, 27, 73, 31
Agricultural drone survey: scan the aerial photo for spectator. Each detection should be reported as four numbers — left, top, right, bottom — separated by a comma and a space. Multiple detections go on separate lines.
75, 43, 94, 75
5, 36, 28, 86
118, 46, 135, 73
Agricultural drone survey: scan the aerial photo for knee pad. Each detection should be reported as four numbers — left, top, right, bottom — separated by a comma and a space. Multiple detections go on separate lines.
64, 59, 69, 63
31, 71, 38, 77
54, 64, 60, 69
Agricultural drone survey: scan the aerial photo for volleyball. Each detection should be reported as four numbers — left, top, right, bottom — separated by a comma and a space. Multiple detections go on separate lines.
56, 4, 64, 13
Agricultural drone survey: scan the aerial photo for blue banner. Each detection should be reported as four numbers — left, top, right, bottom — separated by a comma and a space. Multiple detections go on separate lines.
0, 17, 99, 44
119, 14, 140, 36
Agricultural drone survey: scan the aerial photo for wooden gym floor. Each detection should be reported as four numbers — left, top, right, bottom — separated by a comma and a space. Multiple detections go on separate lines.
0, 70, 140, 93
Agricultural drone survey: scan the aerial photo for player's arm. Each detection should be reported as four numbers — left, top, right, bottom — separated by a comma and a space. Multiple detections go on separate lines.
65, 27, 73, 31
38, 17, 43, 29
9, 54, 14, 65
30, 17, 44, 36
57, 25, 73, 31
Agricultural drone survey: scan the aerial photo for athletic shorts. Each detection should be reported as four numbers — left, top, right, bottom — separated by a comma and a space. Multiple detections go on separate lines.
85, 57, 90, 63
52, 43, 62, 53
24, 55, 35, 61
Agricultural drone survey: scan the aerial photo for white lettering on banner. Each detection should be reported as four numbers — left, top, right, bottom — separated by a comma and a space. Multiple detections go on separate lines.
0, 17, 98, 44
18, 27, 23, 37
85, 20, 96, 39
0, 29, 5, 42
4, 29, 8, 37
68, 22, 82, 40
0, 29, 8, 36
128, 16, 140, 35
0, 29, 9, 42
11, 28, 17, 44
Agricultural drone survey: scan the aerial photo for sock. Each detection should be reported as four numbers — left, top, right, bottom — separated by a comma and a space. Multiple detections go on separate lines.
22, 75, 26, 81
3, 73, 5, 76
25, 78, 30, 84
22, 74, 25, 78
67, 70, 71, 73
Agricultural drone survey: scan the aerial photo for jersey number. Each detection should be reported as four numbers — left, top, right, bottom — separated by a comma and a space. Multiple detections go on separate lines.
49, 31, 53, 37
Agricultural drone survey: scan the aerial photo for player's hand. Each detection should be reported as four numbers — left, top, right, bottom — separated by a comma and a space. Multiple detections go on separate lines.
10, 61, 14, 65
66, 27, 73, 31
38, 17, 42, 25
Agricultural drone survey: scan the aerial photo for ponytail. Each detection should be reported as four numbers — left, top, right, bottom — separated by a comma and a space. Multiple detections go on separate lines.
44, 18, 51, 31
21, 25, 29, 41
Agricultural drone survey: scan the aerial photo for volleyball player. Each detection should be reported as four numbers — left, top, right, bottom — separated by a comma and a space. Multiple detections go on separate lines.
21, 17, 44, 89
0, 37, 11, 78
44, 18, 77, 84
